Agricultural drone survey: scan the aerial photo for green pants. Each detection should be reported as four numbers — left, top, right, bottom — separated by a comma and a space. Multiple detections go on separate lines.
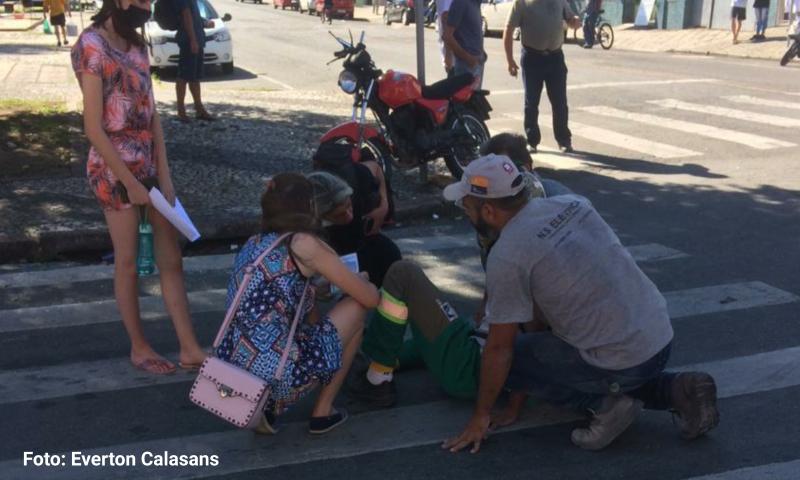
361, 260, 482, 399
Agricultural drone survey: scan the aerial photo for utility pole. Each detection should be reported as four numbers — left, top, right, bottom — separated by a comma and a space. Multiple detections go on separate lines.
415, 0, 428, 182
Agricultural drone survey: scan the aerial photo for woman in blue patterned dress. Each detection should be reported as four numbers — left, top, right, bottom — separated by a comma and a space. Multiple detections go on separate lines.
216, 173, 379, 435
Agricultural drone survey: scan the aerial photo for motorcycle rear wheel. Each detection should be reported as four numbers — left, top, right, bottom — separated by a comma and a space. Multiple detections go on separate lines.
444, 111, 490, 178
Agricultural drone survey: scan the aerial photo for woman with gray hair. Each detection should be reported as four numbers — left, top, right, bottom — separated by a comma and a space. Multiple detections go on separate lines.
307, 171, 401, 288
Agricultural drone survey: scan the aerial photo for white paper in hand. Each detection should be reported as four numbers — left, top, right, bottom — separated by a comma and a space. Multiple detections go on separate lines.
148, 188, 201, 242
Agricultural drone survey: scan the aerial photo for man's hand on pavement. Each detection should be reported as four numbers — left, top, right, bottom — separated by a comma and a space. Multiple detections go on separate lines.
442, 413, 491, 454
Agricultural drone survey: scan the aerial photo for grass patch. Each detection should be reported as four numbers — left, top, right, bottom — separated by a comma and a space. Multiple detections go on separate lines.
0, 99, 82, 180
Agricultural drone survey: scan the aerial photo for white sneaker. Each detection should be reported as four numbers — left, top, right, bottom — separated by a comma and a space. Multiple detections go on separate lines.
570, 395, 643, 450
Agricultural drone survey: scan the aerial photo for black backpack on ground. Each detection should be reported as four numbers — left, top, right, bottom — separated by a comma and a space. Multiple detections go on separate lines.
153, 0, 181, 31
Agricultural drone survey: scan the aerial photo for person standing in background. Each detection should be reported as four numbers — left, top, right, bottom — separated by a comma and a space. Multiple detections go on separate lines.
435, 0, 455, 76
44, 0, 70, 47
443, 0, 486, 88
731, 0, 747, 44
175, 0, 215, 122
581, 0, 602, 48
751, 0, 769, 40
504, 0, 581, 154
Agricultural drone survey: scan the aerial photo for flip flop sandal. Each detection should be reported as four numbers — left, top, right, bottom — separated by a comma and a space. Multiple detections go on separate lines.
254, 412, 279, 435
133, 358, 176, 375
177, 361, 203, 372
196, 114, 216, 122
177, 114, 191, 124
308, 408, 348, 435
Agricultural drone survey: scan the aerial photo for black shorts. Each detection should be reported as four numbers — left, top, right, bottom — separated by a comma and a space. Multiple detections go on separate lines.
50, 13, 65, 27
731, 7, 746, 20
177, 46, 204, 82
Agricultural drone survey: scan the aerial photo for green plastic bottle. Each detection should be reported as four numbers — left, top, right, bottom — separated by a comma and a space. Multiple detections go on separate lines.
137, 208, 155, 276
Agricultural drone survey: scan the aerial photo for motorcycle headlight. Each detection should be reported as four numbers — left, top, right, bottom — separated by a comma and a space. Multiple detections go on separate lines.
150, 35, 167, 45
212, 31, 231, 42
338, 70, 358, 94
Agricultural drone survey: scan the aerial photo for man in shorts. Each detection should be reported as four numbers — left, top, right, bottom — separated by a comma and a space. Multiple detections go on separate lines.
175, 0, 214, 122
44, 0, 70, 47
731, 0, 747, 44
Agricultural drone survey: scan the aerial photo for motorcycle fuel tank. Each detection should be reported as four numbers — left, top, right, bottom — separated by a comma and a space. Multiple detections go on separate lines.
378, 70, 422, 108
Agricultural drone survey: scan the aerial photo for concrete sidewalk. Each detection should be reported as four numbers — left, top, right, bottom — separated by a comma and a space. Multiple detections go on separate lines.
609, 23, 794, 61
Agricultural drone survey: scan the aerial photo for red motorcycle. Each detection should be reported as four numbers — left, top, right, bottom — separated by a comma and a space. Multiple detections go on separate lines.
318, 32, 492, 179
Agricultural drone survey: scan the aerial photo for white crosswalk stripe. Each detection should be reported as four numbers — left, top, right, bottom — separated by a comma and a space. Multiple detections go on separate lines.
506, 114, 702, 159
723, 95, 800, 111
580, 106, 796, 150
648, 99, 800, 128
682, 460, 800, 480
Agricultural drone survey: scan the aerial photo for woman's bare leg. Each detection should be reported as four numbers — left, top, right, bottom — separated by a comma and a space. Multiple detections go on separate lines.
149, 206, 206, 366
312, 297, 366, 417
105, 207, 174, 373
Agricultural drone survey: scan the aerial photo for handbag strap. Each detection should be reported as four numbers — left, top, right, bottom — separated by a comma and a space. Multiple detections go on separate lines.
274, 279, 311, 380
212, 232, 292, 349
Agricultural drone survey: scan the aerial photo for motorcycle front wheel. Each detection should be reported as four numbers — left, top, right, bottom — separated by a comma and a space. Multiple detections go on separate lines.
444, 111, 491, 178
780, 42, 799, 66
326, 137, 394, 183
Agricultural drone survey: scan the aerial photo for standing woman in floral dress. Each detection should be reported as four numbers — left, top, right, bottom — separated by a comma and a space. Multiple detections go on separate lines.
71, 0, 206, 374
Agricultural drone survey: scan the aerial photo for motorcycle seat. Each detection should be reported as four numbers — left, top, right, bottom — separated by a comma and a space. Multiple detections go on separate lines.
421, 73, 474, 100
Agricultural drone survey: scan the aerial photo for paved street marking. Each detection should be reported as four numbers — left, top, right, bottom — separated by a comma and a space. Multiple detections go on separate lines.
3, 345, 800, 478
491, 79, 717, 96
541, 114, 702, 159
682, 460, 800, 480
664, 281, 799, 319
0, 289, 228, 333
648, 99, 800, 128
724, 95, 800, 111
0, 234, 682, 289
2, 280, 795, 403
581, 106, 796, 150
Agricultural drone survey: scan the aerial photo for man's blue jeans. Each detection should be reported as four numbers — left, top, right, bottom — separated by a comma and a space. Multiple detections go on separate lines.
505, 332, 675, 412
521, 48, 572, 149
583, 8, 599, 46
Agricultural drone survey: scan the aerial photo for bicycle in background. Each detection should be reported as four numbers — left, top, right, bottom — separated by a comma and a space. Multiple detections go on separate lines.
574, 8, 614, 50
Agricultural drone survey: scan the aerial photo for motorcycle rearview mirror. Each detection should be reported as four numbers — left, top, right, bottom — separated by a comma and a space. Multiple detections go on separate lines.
348, 29, 354, 48
329, 31, 351, 49
359, 31, 365, 45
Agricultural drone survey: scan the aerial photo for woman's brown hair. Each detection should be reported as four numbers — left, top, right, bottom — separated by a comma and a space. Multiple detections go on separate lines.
260, 173, 323, 235
91, 0, 146, 49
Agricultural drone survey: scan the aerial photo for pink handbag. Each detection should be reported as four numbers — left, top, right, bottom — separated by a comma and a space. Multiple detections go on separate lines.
190, 233, 311, 429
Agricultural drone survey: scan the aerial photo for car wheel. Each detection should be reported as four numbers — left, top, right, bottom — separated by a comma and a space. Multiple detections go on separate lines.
346, 12, 353, 19
308, 7, 314, 14
383, 11, 391, 25
222, 62, 234, 74
401, 10, 410, 25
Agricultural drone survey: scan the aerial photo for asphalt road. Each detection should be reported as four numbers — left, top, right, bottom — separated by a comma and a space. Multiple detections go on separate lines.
1, 3, 800, 479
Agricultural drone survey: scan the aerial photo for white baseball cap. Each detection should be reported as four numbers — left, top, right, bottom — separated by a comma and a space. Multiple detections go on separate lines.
443, 154, 527, 203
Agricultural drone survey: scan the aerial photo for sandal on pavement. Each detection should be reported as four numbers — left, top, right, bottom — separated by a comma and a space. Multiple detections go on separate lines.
132, 358, 176, 375
309, 408, 348, 435
177, 361, 204, 372
255, 412, 279, 435
196, 112, 216, 122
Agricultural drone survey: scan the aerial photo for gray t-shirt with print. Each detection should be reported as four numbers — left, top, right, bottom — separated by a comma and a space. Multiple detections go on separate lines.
484, 195, 674, 370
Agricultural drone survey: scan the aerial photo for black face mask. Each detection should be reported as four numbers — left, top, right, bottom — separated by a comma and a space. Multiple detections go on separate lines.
118, 5, 150, 29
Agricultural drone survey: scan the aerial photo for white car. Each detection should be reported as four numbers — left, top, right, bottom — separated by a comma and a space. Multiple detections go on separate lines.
480, 0, 514, 36
146, 0, 234, 75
